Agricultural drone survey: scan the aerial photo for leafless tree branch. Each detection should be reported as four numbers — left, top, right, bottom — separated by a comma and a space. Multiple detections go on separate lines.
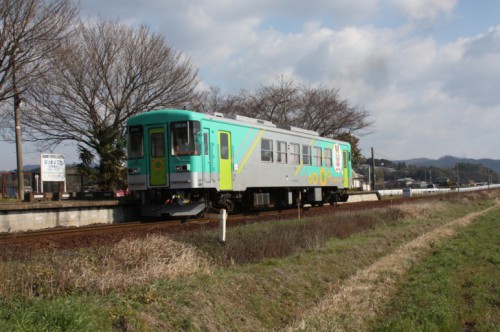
23, 19, 199, 190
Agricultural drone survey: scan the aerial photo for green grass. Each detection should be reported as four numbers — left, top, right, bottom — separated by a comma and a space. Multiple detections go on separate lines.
370, 207, 499, 332
0, 296, 111, 331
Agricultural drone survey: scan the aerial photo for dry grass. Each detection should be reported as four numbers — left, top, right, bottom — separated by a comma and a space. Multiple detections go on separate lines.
199, 202, 448, 266
186, 211, 386, 266
386, 201, 448, 220
0, 235, 211, 298
288, 201, 499, 331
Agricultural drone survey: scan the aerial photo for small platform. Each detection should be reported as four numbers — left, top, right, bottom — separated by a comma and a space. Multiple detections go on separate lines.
0, 198, 139, 234
0, 199, 121, 211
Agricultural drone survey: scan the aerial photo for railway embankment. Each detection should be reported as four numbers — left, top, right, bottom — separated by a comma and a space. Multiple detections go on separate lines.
1, 185, 497, 234
0, 190, 498, 331
289, 197, 499, 331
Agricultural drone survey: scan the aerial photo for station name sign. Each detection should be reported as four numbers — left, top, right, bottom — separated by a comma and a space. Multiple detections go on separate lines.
40, 154, 66, 182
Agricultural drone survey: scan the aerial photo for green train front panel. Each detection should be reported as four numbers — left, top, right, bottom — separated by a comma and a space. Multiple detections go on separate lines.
148, 127, 168, 186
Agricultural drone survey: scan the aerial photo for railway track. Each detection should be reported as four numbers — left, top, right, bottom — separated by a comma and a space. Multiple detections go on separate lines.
2, 195, 445, 260
0, 217, 214, 242
0, 208, 296, 242
0, 199, 391, 240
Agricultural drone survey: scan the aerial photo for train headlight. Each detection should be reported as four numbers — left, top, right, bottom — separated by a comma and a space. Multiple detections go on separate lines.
175, 164, 191, 172
128, 167, 140, 174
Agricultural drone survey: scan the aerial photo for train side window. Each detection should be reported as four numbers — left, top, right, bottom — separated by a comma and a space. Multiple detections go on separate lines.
289, 143, 300, 164
128, 126, 143, 159
151, 133, 165, 157
261, 138, 273, 162
276, 141, 287, 163
343, 150, 349, 169
313, 147, 322, 166
302, 145, 311, 165
220, 133, 229, 159
171, 121, 201, 156
324, 148, 332, 167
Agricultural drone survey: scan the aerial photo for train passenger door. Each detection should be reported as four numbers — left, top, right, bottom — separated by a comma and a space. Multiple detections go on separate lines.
218, 131, 232, 190
343, 150, 349, 188
202, 128, 212, 185
149, 127, 168, 186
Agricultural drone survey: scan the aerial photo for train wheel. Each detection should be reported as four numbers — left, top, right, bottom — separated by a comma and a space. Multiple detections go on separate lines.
225, 200, 234, 214
328, 193, 339, 206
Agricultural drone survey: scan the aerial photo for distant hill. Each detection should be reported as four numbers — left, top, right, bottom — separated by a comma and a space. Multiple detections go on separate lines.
24, 164, 40, 171
399, 156, 500, 173
0, 164, 40, 172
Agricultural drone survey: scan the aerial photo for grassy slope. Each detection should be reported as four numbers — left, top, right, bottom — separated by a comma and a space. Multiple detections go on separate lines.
370, 206, 499, 331
0, 192, 498, 331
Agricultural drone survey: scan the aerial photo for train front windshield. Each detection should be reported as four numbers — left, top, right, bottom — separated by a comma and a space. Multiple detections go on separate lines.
171, 121, 201, 156
128, 126, 144, 159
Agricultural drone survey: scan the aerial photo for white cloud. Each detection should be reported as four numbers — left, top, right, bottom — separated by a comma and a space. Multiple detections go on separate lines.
389, 0, 458, 22
440, 26, 500, 107
1, 0, 495, 171
76, 0, 498, 162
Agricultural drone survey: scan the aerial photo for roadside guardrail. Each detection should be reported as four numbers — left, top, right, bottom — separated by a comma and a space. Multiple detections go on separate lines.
378, 184, 500, 197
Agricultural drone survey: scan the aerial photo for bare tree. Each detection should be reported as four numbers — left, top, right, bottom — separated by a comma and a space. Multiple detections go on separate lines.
240, 77, 299, 125
201, 77, 372, 164
186, 86, 229, 114
296, 83, 372, 138
0, 0, 77, 197
25, 20, 199, 190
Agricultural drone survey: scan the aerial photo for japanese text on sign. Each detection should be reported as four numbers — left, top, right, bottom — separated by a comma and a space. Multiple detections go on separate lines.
41, 154, 66, 182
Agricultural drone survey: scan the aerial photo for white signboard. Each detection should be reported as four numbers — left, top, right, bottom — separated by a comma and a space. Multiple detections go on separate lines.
41, 154, 66, 182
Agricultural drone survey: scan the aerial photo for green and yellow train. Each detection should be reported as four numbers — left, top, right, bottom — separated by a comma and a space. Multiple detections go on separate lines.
127, 109, 352, 217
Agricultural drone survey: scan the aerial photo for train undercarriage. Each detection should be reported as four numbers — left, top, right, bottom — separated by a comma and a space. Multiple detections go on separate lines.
138, 187, 349, 218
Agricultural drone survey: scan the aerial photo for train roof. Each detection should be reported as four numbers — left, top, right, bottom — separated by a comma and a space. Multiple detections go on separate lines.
210, 112, 321, 137
129, 108, 349, 146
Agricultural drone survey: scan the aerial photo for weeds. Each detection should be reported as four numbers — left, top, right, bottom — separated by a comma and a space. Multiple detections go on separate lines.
0, 235, 210, 298
177, 202, 448, 266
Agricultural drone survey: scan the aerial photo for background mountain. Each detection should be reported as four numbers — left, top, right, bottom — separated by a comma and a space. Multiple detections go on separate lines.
399, 156, 500, 173
0, 165, 40, 172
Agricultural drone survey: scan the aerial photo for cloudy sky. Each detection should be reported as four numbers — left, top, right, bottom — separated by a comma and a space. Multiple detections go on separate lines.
1, 0, 499, 170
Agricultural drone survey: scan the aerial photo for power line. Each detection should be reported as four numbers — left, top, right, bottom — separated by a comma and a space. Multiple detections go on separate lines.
372, 151, 394, 161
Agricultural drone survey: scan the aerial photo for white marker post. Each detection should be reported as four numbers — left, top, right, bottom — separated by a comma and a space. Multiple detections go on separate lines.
219, 209, 227, 243
34, 174, 39, 193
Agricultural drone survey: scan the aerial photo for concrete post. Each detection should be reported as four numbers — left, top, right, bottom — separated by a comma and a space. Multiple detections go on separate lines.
219, 209, 227, 243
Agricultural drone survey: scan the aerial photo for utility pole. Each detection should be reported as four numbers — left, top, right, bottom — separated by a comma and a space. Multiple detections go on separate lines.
371, 147, 376, 191
12, 38, 24, 201
14, 90, 23, 200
